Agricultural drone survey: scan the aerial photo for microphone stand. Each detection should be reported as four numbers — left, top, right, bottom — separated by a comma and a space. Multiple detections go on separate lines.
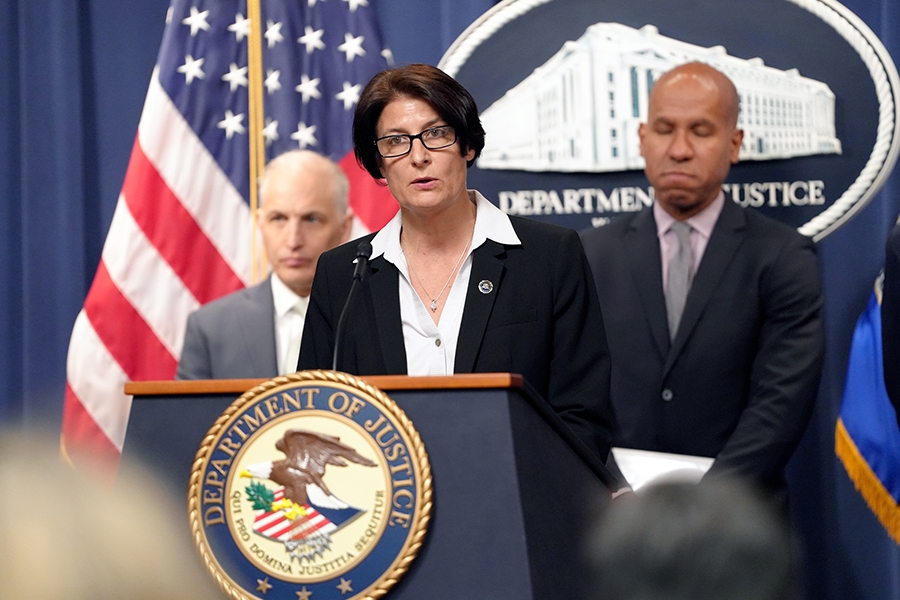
332, 240, 372, 371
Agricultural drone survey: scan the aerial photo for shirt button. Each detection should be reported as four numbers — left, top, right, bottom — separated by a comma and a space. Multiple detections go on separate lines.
661, 389, 673, 402
435, 339, 442, 347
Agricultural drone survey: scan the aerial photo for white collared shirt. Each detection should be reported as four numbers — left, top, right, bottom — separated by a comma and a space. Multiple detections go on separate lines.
654, 192, 725, 290
271, 274, 308, 375
370, 190, 521, 376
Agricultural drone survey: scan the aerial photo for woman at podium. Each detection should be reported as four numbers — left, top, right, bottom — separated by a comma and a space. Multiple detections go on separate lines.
297, 63, 613, 463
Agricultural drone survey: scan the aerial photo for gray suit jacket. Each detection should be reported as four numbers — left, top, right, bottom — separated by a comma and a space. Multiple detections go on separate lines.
176, 278, 279, 379
580, 200, 824, 493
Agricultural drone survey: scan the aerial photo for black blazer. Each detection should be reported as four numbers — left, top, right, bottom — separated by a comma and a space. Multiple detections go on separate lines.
298, 215, 614, 461
580, 200, 824, 492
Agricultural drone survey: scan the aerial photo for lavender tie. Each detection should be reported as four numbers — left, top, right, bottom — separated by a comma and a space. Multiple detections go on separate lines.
665, 221, 693, 340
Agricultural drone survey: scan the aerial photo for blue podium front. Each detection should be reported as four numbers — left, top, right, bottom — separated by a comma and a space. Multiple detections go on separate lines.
123, 373, 612, 600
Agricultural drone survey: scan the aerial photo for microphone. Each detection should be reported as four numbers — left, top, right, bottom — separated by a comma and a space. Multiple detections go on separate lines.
332, 240, 372, 371
351, 240, 373, 281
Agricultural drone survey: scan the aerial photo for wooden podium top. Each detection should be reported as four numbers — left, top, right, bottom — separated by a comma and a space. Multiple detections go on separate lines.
124, 372, 524, 396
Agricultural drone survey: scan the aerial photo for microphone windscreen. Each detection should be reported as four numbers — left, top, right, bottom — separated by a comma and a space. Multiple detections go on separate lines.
356, 240, 373, 260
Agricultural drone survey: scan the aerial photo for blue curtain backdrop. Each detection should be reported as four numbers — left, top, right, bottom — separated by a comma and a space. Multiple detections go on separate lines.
1, 1, 898, 598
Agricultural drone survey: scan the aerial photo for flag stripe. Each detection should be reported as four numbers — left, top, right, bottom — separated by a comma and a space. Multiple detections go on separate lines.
65, 310, 131, 450
255, 510, 333, 540
84, 261, 177, 381
290, 517, 333, 539
61, 384, 121, 467
139, 70, 252, 285
102, 196, 199, 357
122, 141, 244, 305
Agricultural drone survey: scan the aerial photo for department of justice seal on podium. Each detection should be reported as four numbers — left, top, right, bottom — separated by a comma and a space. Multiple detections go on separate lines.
188, 371, 432, 599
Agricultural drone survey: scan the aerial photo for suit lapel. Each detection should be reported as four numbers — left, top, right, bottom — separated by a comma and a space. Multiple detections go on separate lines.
664, 200, 746, 375
625, 210, 669, 358
237, 279, 279, 376
455, 240, 505, 373
367, 256, 407, 374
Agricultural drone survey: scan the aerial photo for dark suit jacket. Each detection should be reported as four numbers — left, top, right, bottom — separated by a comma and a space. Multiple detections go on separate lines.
176, 278, 279, 379
883, 222, 900, 425
298, 216, 614, 461
580, 200, 824, 492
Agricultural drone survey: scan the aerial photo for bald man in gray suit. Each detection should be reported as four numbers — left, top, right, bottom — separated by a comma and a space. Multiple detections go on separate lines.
176, 150, 353, 379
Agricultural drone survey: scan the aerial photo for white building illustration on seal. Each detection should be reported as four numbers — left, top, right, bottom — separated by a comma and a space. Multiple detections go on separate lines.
477, 23, 842, 173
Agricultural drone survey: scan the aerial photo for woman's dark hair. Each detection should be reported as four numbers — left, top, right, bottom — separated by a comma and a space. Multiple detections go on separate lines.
352, 63, 486, 180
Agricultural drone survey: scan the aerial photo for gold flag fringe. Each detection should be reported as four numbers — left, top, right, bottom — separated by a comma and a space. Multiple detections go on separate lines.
835, 417, 900, 545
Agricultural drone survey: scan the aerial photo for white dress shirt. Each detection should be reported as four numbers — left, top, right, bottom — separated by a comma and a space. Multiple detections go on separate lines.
271, 274, 308, 375
370, 190, 521, 376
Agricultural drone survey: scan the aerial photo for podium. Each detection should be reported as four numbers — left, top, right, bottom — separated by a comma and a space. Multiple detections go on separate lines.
123, 373, 611, 599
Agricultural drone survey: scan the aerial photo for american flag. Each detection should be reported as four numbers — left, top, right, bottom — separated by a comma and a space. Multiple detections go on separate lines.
61, 0, 396, 474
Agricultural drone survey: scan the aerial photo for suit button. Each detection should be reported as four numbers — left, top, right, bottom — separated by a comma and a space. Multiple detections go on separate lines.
661, 389, 673, 401
435, 339, 442, 347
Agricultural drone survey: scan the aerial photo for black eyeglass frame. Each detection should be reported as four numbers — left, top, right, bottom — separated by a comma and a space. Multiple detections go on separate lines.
373, 125, 458, 158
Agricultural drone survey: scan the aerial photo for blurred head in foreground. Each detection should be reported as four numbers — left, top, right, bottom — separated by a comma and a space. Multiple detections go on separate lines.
0, 431, 221, 600
585, 478, 802, 600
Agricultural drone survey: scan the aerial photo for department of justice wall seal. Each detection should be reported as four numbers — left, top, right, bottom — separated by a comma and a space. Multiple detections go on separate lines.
440, 0, 900, 240
188, 371, 432, 599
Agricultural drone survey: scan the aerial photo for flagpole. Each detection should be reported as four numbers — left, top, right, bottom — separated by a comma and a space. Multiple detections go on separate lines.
247, 0, 267, 284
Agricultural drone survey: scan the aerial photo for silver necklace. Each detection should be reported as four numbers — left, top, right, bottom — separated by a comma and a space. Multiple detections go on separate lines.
406, 235, 472, 312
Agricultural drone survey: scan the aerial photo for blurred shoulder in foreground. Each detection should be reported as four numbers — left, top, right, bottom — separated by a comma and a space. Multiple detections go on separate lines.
0, 430, 222, 600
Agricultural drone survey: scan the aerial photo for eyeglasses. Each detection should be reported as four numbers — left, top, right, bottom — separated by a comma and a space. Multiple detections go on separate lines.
374, 125, 457, 158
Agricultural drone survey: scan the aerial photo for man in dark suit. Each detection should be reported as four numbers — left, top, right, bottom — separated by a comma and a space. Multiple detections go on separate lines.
580, 62, 824, 496
883, 220, 900, 425
176, 150, 353, 379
